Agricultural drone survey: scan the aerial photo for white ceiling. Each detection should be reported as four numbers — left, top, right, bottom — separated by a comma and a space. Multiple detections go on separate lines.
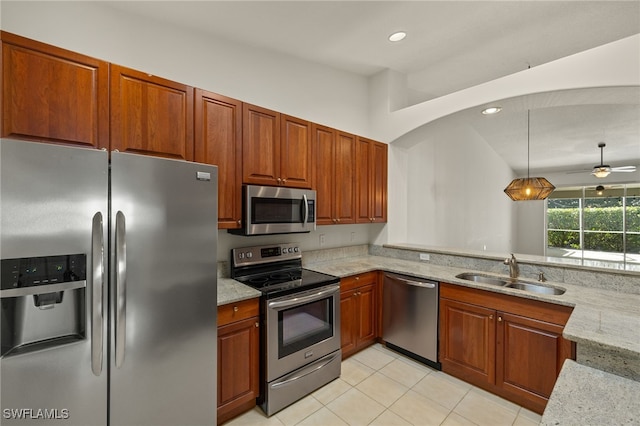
105, 0, 640, 174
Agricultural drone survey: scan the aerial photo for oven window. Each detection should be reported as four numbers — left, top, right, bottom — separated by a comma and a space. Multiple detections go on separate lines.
278, 297, 333, 358
252, 197, 302, 224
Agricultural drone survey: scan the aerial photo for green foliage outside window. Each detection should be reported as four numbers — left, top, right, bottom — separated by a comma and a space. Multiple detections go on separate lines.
547, 205, 640, 254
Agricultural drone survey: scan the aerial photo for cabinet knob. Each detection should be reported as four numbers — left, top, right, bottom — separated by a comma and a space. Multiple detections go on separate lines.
355, 276, 360, 280
282, 178, 287, 184
489, 315, 493, 320
353, 292, 358, 296
237, 220, 241, 225
498, 316, 502, 322
233, 306, 239, 312
277, 177, 282, 183
255, 322, 259, 328
336, 218, 341, 223
333, 218, 337, 223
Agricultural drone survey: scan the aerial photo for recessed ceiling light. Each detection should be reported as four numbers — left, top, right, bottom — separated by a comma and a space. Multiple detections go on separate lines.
388, 31, 407, 42
481, 106, 502, 115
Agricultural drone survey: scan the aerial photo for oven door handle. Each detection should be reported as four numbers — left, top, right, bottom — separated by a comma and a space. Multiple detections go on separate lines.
268, 284, 340, 310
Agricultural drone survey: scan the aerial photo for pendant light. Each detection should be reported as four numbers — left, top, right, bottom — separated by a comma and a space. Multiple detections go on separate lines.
504, 110, 555, 201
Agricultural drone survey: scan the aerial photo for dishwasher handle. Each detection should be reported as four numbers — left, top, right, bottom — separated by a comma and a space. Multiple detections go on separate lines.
385, 273, 436, 289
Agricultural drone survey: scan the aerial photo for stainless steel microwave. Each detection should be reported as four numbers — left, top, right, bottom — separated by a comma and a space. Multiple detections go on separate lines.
230, 185, 316, 235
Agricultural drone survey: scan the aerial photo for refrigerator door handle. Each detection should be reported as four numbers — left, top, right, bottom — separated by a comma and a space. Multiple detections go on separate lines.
91, 212, 104, 376
115, 211, 127, 368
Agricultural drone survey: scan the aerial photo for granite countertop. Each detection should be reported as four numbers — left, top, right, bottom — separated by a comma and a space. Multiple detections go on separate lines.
217, 277, 261, 306
219, 253, 640, 359
541, 360, 640, 425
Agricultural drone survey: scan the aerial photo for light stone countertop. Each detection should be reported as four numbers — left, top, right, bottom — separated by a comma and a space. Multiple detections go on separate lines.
541, 360, 640, 425
217, 277, 261, 306
218, 254, 640, 358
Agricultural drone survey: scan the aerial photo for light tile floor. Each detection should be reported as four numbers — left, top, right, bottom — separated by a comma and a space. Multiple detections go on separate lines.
223, 344, 542, 426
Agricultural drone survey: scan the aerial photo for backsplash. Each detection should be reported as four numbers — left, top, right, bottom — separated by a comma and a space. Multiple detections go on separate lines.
371, 245, 640, 295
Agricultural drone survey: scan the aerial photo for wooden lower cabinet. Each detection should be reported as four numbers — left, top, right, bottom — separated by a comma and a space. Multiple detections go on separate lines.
217, 299, 260, 425
340, 272, 378, 358
439, 283, 575, 414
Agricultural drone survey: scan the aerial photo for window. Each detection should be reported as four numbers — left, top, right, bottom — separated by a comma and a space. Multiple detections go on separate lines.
546, 184, 640, 271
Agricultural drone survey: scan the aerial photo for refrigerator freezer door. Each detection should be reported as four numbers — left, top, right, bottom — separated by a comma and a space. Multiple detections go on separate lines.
109, 152, 218, 426
0, 139, 109, 425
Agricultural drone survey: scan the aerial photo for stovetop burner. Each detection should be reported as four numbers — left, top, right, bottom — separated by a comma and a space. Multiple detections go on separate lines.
230, 244, 339, 298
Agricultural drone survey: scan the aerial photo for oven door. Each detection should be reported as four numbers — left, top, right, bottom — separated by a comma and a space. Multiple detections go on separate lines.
243, 185, 316, 235
265, 284, 340, 381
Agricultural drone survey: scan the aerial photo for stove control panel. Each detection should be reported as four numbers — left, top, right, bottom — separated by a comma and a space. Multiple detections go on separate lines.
232, 243, 301, 267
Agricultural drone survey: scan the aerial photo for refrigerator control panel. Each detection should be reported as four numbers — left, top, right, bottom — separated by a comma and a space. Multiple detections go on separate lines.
1, 254, 86, 290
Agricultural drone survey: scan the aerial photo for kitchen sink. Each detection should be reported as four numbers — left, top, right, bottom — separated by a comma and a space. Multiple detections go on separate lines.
455, 272, 565, 295
455, 273, 509, 286
504, 282, 566, 295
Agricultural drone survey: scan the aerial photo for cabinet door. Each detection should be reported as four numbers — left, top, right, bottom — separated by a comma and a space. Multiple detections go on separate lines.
1, 31, 108, 148
242, 103, 280, 186
217, 316, 260, 424
340, 289, 358, 357
370, 141, 388, 222
440, 298, 496, 385
313, 124, 336, 225
334, 131, 357, 224
496, 311, 573, 411
355, 137, 372, 223
280, 115, 312, 188
195, 90, 242, 229
357, 282, 377, 345
110, 64, 194, 160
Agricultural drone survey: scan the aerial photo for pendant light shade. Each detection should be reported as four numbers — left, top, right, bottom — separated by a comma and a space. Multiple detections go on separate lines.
503, 110, 555, 201
504, 177, 555, 201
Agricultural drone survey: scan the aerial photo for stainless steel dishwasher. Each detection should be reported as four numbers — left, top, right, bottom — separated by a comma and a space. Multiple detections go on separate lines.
382, 272, 441, 369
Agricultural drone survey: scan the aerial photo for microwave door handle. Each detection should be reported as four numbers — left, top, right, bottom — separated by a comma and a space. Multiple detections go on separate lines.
302, 194, 309, 225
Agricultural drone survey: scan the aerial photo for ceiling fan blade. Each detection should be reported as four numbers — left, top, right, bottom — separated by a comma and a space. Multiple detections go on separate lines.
611, 166, 637, 172
565, 168, 593, 174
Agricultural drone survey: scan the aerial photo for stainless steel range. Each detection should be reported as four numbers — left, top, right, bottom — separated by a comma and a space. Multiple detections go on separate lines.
231, 244, 341, 416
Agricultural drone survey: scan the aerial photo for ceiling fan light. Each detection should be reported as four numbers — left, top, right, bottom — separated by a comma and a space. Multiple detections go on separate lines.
592, 166, 611, 178
504, 177, 556, 201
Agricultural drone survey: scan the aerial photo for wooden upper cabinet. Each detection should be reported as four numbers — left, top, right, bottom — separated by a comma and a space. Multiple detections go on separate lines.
313, 124, 336, 225
313, 124, 356, 225
1, 31, 109, 148
110, 64, 194, 160
195, 89, 243, 229
280, 114, 312, 188
242, 103, 281, 186
371, 141, 388, 222
242, 104, 312, 188
356, 137, 387, 223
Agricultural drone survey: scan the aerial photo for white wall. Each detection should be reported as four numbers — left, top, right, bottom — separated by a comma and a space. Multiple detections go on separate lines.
0, 1, 370, 137
391, 116, 516, 252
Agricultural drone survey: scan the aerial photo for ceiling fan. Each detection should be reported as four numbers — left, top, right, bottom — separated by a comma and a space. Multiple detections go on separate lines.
568, 142, 637, 178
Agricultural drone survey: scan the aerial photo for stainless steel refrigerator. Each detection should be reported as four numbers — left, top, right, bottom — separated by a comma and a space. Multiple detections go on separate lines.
0, 139, 218, 425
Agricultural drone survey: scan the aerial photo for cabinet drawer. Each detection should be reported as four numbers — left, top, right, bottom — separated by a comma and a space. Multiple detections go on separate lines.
340, 271, 377, 293
218, 298, 260, 326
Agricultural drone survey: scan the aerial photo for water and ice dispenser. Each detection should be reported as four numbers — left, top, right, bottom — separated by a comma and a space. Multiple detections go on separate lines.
1, 254, 87, 357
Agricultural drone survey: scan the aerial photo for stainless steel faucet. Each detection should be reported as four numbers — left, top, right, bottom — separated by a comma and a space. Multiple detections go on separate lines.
503, 253, 519, 279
